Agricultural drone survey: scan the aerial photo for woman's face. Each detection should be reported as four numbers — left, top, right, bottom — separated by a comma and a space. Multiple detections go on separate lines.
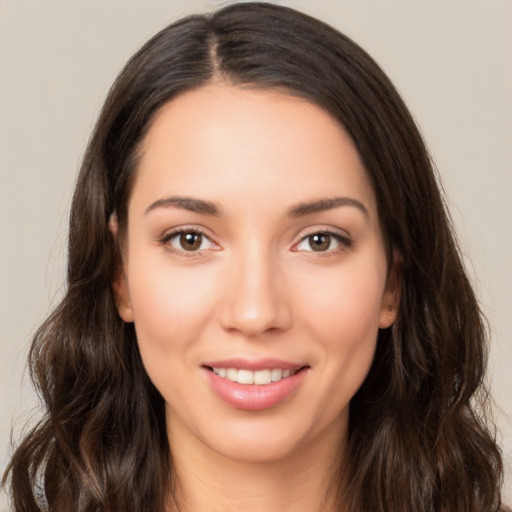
114, 83, 399, 463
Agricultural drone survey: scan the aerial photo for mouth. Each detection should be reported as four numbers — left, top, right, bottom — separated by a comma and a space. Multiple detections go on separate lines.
201, 360, 309, 410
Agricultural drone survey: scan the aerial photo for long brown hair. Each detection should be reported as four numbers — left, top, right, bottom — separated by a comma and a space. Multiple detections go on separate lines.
3, 3, 507, 511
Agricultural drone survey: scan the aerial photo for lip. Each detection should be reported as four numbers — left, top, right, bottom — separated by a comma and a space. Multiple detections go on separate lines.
201, 359, 309, 411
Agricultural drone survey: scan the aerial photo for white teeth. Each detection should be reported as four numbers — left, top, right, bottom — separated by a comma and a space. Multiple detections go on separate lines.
237, 369, 254, 384
211, 367, 296, 385
254, 369, 272, 385
271, 368, 283, 381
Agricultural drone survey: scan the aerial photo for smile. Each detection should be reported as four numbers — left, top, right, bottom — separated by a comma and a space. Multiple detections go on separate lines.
202, 361, 309, 410
210, 367, 296, 385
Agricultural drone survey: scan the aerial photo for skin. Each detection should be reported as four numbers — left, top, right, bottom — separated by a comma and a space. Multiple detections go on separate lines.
113, 83, 400, 512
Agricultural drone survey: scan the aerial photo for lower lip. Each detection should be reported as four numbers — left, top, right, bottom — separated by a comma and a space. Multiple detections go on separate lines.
203, 368, 308, 411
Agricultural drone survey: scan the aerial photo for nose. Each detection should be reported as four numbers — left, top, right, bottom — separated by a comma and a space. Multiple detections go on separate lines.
218, 247, 292, 337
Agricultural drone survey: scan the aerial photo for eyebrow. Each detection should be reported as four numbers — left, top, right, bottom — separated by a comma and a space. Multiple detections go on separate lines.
144, 195, 368, 218
145, 196, 221, 216
287, 197, 369, 218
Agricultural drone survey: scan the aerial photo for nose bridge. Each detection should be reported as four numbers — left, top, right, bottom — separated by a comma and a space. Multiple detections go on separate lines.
220, 240, 290, 336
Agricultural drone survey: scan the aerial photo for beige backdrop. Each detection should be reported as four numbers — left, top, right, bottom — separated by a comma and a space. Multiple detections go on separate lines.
1, 0, 511, 507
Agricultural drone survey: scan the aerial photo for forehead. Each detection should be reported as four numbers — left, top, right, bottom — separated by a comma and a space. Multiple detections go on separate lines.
132, 83, 377, 219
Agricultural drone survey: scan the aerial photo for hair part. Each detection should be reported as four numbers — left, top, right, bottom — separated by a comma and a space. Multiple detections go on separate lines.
3, 3, 507, 511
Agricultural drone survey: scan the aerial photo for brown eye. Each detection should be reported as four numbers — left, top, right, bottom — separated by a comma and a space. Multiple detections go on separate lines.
308, 233, 331, 251
294, 231, 350, 254
179, 232, 203, 251
163, 229, 217, 255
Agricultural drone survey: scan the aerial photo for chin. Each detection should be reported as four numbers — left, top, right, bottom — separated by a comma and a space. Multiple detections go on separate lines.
209, 430, 307, 464
190, 408, 345, 466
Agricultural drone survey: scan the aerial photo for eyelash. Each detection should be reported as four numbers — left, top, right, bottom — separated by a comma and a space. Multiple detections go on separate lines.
158, 228, 217, 257
158, 228, 352, 257
293, 229, 352, 254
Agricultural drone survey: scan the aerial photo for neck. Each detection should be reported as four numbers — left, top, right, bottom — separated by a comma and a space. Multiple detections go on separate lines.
166, 416, 347, 512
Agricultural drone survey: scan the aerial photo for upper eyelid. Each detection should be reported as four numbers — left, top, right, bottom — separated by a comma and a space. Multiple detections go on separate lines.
295, 226, 351, 241
160, 225, 214, 241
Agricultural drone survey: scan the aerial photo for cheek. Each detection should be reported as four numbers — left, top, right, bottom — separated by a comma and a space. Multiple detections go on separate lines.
316, 277, 381, 377
126, 253, 219, 355
295, 259, 386, 340
293, 255, 386, 386
125, 254, 223, 409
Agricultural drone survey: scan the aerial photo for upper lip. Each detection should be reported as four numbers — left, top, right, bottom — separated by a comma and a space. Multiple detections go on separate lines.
202, 358, 306, 371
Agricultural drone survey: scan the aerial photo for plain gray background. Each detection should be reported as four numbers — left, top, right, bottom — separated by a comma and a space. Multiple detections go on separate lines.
1, 0, 511, 507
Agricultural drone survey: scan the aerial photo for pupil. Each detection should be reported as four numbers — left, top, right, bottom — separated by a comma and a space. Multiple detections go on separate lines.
181, 232, 202, 251
310, 234, 330, 251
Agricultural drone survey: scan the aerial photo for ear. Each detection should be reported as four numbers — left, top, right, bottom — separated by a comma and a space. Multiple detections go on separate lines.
109, 213, 134, 323
378, 250, 402, 329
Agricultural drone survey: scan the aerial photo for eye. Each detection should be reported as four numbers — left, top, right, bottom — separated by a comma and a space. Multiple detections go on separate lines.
294, 231, 350, 253
163, 230, 216, 253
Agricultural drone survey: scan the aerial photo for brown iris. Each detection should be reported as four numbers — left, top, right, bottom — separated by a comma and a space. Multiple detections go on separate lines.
180, 232, 202, 251
308, 233, 331, 251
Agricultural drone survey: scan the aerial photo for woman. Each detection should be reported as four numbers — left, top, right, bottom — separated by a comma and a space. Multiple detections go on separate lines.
3, 2, 508, 511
